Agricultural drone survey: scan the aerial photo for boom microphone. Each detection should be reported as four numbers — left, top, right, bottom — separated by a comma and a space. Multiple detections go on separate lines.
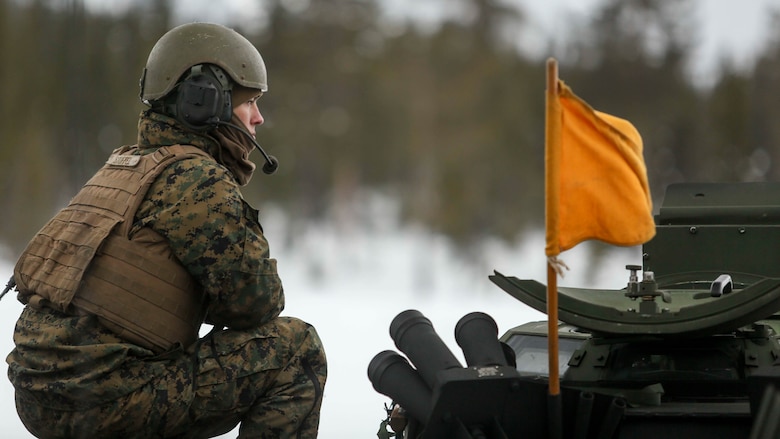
216, 121, 279, 175
261, 154, 279, 175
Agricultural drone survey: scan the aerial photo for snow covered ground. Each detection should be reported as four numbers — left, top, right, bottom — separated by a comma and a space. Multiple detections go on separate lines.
0, 201, 639, 438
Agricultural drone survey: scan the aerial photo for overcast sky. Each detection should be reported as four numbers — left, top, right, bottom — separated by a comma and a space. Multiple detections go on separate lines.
371, 0, 778, 86
523, 0, 777, 85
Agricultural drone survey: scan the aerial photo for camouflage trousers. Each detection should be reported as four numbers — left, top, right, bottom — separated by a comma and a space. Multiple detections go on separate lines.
15, 317, 327, 439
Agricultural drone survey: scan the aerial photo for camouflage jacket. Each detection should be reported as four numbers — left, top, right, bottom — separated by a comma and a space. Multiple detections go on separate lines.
132, 111, 284, 329
7, 110, 284, 407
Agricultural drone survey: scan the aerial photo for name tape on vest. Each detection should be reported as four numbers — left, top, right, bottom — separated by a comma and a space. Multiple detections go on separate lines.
106, 154, 141, 167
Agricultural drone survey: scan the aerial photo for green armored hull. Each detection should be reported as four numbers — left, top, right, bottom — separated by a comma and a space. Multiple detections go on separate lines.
370, 182, 780, 438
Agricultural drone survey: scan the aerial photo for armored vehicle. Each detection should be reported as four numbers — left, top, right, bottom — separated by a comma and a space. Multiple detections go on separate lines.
369, 182, 780, 438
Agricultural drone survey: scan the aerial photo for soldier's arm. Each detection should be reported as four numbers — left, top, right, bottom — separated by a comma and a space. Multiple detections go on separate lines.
135, 156, 284, 329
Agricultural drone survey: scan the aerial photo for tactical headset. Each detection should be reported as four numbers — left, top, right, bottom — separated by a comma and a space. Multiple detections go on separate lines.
157, 63, 279, 174
174, 64, 233, 130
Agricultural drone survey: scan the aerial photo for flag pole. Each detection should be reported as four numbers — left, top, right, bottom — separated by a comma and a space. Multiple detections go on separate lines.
545, 57, 563, 439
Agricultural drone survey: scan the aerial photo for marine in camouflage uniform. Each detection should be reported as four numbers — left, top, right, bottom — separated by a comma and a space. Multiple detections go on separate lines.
6, 23, 326, 439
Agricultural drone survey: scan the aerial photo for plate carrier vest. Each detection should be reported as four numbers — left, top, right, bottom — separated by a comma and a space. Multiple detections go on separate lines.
14, 144, 211, 353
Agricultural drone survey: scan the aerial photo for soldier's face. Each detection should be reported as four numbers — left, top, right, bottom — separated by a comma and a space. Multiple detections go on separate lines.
233, 94, 264, 137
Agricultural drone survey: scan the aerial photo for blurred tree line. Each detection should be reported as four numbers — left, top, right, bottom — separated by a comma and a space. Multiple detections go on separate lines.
1, 0, 779, 256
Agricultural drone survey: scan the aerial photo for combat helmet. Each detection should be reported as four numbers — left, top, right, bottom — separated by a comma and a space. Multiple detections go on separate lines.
139, 22, 267, 103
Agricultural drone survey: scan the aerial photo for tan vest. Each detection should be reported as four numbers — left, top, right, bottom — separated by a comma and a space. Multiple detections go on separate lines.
14, 144, 211, 353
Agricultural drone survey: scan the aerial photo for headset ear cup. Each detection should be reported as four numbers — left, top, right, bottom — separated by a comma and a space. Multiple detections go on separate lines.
176, 75, 221, 128
175, 70, 232, 129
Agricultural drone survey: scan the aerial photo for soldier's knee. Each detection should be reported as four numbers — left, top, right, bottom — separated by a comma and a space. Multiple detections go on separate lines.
279, 317, 327, 378
273, 317, 326, 359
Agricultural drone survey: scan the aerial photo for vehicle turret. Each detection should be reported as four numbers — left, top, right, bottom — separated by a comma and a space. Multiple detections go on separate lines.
369, 182, 780, 438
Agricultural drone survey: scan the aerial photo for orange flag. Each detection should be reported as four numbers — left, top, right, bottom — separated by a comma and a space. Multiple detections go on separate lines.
545, 79, 655, 256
